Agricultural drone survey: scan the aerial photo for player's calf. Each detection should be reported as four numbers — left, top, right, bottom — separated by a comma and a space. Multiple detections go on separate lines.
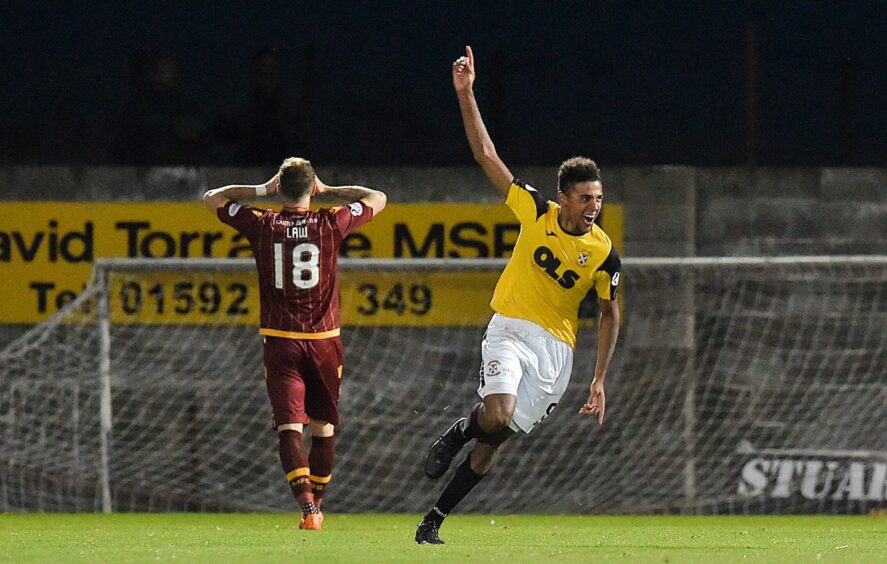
278, 429, 324, 520
308, 433, 335, 507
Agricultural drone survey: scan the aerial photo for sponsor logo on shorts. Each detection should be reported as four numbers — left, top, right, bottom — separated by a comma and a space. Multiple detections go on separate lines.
229, 202, 243, 216
348, 202, 364, 216
486, 360, 501, 376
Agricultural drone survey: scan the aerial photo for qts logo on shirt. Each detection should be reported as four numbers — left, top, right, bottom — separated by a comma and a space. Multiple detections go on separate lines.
533, 246, 579, 289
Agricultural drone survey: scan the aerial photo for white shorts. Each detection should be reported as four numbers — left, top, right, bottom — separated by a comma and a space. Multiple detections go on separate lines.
477, 314, 574, 433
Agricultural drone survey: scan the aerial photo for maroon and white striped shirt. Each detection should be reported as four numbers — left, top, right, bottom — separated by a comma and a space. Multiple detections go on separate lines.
217, 200, 373, 338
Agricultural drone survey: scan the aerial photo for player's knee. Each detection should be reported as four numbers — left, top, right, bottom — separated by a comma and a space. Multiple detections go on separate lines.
490, 412, 513, 430
309, 419, 334, 437
480, 394, 516, 431
479, 408, 513, 432
277, 423, 304, 434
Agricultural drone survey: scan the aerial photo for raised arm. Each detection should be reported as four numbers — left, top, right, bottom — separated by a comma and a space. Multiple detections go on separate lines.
202, 173, 280, 211
453, 46, 513, 198
312, 176, 387, 216
579, 297, 620, 425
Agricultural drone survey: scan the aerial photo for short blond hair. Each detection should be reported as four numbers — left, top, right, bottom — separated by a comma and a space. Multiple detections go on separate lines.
278, 157, 315, 200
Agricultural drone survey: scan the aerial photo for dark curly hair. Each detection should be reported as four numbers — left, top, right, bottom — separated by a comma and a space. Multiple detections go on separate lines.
557, 157, 601, 194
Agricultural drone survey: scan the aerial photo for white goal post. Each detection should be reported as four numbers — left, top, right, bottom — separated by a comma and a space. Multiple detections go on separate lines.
1, 256, 885, 514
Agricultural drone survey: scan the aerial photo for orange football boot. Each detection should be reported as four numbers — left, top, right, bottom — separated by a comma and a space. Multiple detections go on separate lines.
299, 511, 324, 531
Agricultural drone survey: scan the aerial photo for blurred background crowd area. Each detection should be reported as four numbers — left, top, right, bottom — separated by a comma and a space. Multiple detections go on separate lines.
1, 1, 884, 168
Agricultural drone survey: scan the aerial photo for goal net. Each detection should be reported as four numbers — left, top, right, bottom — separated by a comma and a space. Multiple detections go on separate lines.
1, 257, 885, 514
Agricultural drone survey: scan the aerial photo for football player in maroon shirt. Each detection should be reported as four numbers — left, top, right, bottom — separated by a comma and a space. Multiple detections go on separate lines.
203, 157, 386, 530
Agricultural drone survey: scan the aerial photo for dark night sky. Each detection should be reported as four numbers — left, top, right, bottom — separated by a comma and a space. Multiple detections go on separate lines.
1, 1, 885, 166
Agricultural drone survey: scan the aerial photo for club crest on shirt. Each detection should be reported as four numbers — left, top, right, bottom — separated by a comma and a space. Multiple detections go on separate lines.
577, 250, 589, 267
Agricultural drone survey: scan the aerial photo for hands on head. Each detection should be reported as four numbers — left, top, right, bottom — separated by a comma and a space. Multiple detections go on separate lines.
313, 175, 328, 195
264, 172, 281, 196
262, 172, 327, 198
452, 45, 475, 93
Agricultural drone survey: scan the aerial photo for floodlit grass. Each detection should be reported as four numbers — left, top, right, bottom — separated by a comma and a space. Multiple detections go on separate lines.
1, 513, 884, 562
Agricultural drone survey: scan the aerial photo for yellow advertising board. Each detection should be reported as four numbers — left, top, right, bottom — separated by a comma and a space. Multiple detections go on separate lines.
0, 202, 623, 324
103, 269, 502, 327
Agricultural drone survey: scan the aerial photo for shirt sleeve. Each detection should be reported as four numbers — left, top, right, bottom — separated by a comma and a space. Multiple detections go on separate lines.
505, 178, 549, 224
216, 200, 263, 239
331, 200, 375, 237
593, 245, 622, 301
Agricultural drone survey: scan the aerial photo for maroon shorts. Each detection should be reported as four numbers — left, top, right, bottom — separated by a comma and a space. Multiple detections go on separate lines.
262, 335, 344, 428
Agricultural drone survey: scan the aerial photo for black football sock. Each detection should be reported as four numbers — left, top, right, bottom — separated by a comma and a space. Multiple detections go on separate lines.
422, 506, 448, 526
426, 454, 484, 523
458, 403, 484, 441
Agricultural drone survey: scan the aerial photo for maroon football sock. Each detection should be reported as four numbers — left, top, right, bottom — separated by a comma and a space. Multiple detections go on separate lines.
309, 435, 335, 505
279, 430, 313, 507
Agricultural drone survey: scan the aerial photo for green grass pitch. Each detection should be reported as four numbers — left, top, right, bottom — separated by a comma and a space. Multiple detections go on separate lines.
2, 514, 884, 562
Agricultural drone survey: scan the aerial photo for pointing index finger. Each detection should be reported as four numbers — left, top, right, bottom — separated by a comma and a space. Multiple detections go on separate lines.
466, 45, 474, 66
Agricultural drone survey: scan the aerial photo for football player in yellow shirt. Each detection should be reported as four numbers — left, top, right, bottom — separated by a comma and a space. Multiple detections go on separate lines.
416, 46, 621, 545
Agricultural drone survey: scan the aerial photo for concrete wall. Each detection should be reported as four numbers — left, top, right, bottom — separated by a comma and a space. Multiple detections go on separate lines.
697, 168, 887, 255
